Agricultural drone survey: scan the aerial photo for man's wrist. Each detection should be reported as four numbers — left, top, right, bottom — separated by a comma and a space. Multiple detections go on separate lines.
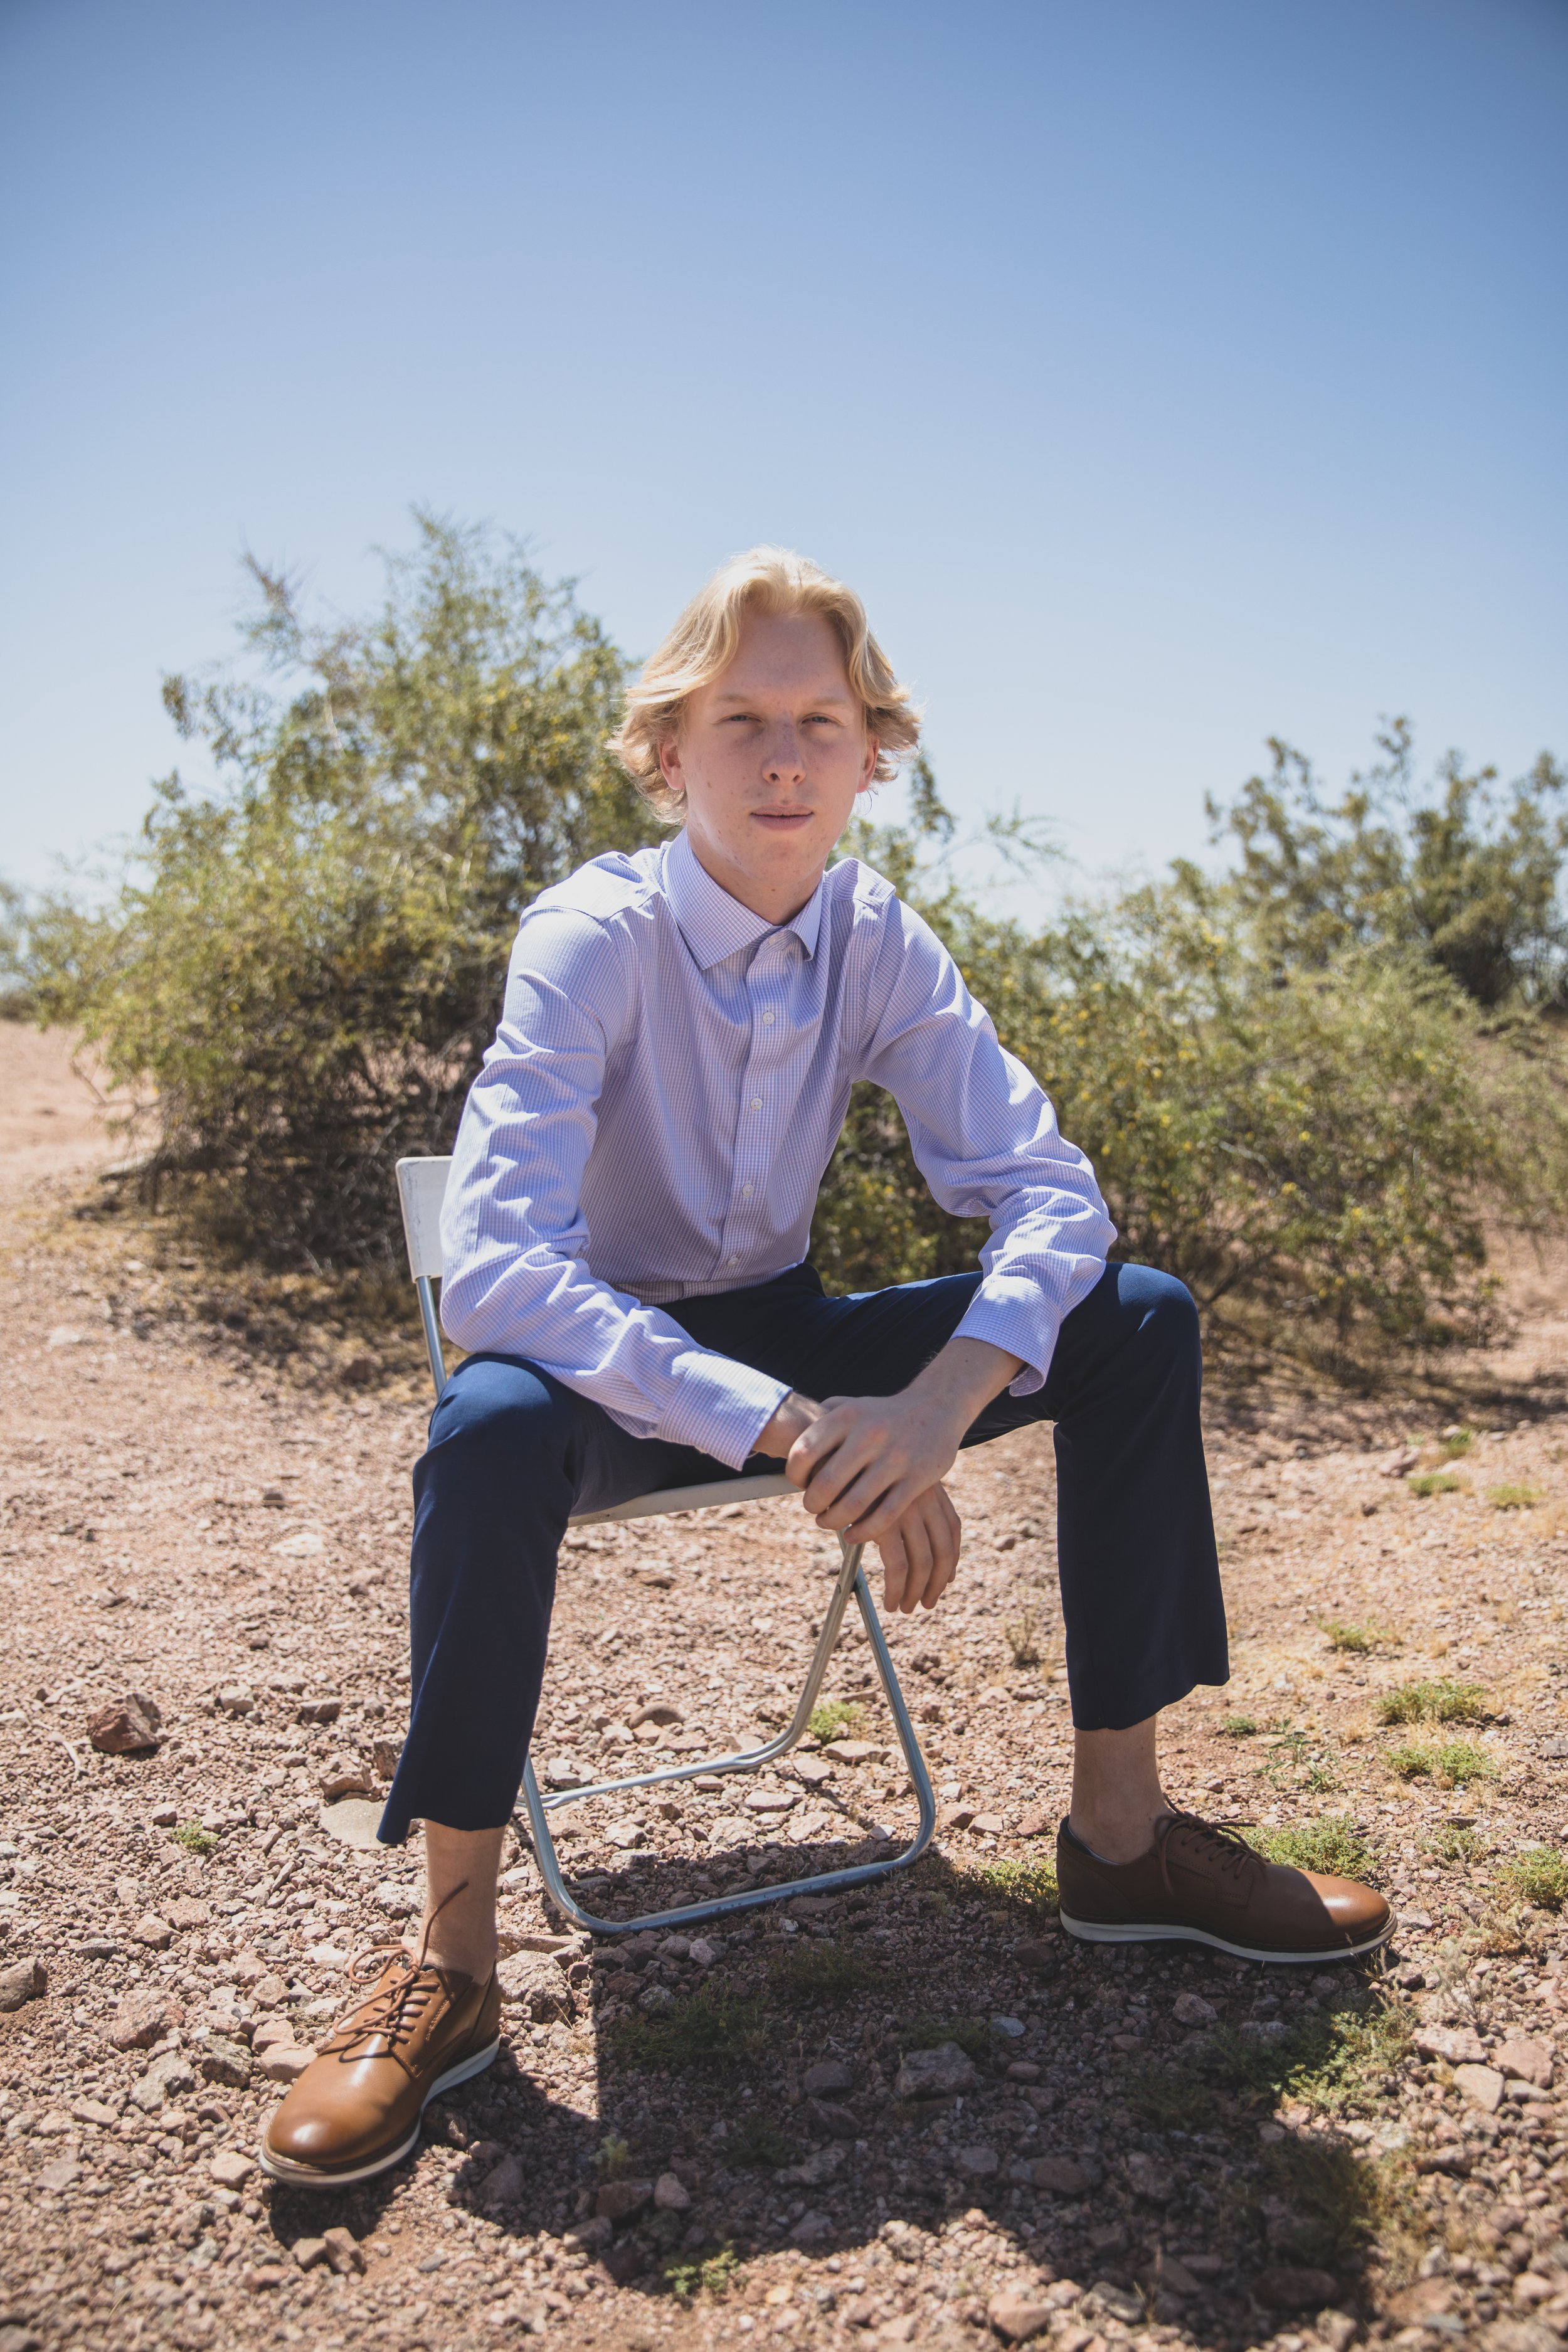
754, 1391, 820, 1459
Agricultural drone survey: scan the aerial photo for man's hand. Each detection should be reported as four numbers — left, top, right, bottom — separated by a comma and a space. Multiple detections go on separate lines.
753, 1338, 1023, 1614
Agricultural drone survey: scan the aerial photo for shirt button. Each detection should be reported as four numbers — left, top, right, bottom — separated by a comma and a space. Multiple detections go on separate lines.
761, 1010, 775, 1025
749, 1096, 762, 1110
740, 1183, 753, 1197
727, 1254, 740, 1266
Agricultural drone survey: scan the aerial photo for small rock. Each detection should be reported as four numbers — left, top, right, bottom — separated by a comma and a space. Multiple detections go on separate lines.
109, 1988, 183, 2050
374, 1880, 420, 1916
86, 1692, 162, 1754
131, 1912, 173, 1950
1253, 2265, 1341, 2311
296, 1697, 342, 1725
322, 2225, 365, 2276
1239, 2018, 1290, 2045
261, 2046, 314, 2084
71, 2096, 119, 2127
1014, 1937, 1057, 1968
149, 2053, 196, 2097
371, 1737, 401, 1779
200, 2035, 253, 2089
654, 2170, 691, 2210
600, 2239, 648, 2285
252, 1973, 289, 2008
940, 1804, 977, 1831
1416, 2026, 1487, 2066
1007, 2060, 1042, 2082
1496, 2037, 1554, 2087
244, 2264, 292, 2291
1125, 2149, 1174, 2203
605, 1820, 645, 1850
743, 1788, 798, 1813
988, 2289, 1056, 2343
596, 2178, 654, 2223
990, 2015, 1025, 2038
803, 2058, 854, 2095
894, 2042, 978, 2099
970, 1813, 1007, 1837
1378, 1446, 1420, 1478
563, 2215, 613, 2252
149, 1804, 179, 1828
1083, 2281, 1144, 2326
687, 1937, 721, 1967
1015, 1811, 1053, 1839
823, 1739, 877, 1762
479, 2153, 526, 2209
807, 2098, 861, 2139
1485, 2322, 1561, 2352
210, 2150, 254, 2189
320, 1754, 373, 1801
216, 1687, 255, 1716
1029, 2157, 1094, 2196
275, 1530, 326, 1558
0, 1956, 46, 2012
1454, 2062, 1507, 2114
638, 1983, 675, 2014
36, 2156, 80, 2193
167, 1897, 210, 1930
544, 1757, 588, 1790
955, 2143, 999, 2177
0, 2326, 43, 2352
292, 2237, 328, 2271
790, 2209, 832, 2245
1173, 1991, 1217, 2026
795, 1757, 835, 1787
629, 1702, 683, 1727
781, 2146, 844, 2186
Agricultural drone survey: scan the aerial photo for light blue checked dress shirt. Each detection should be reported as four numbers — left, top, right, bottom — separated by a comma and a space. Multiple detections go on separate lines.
440, 830, 1115, 1470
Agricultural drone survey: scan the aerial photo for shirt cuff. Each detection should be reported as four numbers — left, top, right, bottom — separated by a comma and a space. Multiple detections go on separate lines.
656, 1351, 792, 1471
953, 1276, 1061, 1399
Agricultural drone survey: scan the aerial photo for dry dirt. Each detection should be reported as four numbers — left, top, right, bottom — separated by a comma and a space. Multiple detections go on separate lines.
8, 1024, 1568, 2352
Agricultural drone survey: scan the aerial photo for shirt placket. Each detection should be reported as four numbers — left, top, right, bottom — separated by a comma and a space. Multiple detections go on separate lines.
717, 933, 796, 1278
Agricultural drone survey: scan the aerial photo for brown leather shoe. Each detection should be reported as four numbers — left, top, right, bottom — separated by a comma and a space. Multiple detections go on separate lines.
260, 1946, 501, 2188
1056, 1811, 1393, 1963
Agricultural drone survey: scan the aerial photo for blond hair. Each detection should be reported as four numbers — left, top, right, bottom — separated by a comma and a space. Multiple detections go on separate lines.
610, 546, 921, 820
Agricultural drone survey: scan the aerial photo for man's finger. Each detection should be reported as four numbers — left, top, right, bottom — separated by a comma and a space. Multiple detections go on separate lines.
889, 1503, 933, 1613
878, 1517, 909, 1612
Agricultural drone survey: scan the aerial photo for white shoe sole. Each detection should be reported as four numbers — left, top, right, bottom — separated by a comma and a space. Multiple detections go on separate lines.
257, 2035, 501, 2190
1057, 1910, 1396, 1965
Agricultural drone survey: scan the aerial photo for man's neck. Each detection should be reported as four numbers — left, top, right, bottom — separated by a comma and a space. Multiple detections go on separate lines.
682, 829, 827, 928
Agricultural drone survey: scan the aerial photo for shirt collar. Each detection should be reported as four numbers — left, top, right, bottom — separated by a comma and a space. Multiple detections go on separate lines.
664, 829, 824, 970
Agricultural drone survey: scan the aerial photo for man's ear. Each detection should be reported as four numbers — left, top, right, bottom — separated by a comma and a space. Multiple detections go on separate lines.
858, 734, 880, 793
658, 733, 686, 798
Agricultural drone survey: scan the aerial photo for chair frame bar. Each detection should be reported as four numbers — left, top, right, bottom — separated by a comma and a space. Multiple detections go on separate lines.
408, 1234, 936, 1938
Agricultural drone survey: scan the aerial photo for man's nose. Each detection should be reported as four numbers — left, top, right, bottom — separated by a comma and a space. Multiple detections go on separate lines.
761, 721, 807, 783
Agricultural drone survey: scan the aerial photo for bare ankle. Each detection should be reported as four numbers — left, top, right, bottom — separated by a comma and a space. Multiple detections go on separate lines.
1067, 1803, 1169, 1868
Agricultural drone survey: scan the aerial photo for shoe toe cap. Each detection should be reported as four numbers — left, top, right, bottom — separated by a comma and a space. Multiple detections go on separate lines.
1305, 1870, 1392, 1943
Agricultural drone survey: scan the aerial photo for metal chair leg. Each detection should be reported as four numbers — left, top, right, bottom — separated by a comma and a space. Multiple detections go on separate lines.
519, 1535, 936, 1936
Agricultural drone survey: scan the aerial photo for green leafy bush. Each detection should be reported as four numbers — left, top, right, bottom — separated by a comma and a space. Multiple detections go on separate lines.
26, 516, 656, 1263
16, 523, 1568, 1336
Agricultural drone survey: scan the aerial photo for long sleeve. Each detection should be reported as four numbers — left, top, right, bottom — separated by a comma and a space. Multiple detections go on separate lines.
437, 909, 789, 1469
857, 903, 1115, 1392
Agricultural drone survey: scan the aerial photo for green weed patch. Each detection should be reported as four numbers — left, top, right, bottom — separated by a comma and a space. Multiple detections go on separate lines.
1375, 1678, 1488, 1725
1503, 1847, 1568, 1910
1246, 1816, 1375, 1879
1387, 1739, 1495, 1785
608, 1986, 768, 2074
807, 1698, 866, 1744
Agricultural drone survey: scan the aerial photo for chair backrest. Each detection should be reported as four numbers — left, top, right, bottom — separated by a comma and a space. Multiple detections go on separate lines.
396, 1155, 452, 1282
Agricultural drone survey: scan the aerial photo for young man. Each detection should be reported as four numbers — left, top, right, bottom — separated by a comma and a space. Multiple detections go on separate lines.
260, 548, 1391, 2189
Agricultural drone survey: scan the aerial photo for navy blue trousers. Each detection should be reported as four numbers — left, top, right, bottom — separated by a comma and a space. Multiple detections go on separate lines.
379, 1261, 1227, 1844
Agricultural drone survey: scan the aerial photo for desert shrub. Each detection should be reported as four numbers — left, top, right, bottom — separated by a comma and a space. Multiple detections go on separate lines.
1503, 1848, 1568, 1910
26, 515, 657, 1263
18, 524, 1568, 1329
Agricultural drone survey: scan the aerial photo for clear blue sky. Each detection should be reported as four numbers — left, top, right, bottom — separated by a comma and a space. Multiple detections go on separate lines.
2, 0, 1564, 901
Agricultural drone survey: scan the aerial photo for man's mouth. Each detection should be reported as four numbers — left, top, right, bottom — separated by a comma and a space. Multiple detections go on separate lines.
751, 808, 814, 829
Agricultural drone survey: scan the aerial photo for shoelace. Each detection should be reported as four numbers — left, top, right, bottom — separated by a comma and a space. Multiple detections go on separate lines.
1155, 1810, 1259, 1896
327, 1879, 470, 2063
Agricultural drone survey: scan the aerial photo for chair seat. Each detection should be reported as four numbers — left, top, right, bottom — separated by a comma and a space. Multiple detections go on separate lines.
569, 1470, 794, 1528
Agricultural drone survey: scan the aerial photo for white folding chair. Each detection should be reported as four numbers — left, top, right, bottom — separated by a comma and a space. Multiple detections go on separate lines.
396, 1155, 936, 1937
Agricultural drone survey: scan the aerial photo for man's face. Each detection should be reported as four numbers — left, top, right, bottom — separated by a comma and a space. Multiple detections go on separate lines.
660, 607, 877, 921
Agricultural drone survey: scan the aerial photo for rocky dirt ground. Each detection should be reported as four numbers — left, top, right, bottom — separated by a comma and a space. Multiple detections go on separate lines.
8, 1029, 1568, 2352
